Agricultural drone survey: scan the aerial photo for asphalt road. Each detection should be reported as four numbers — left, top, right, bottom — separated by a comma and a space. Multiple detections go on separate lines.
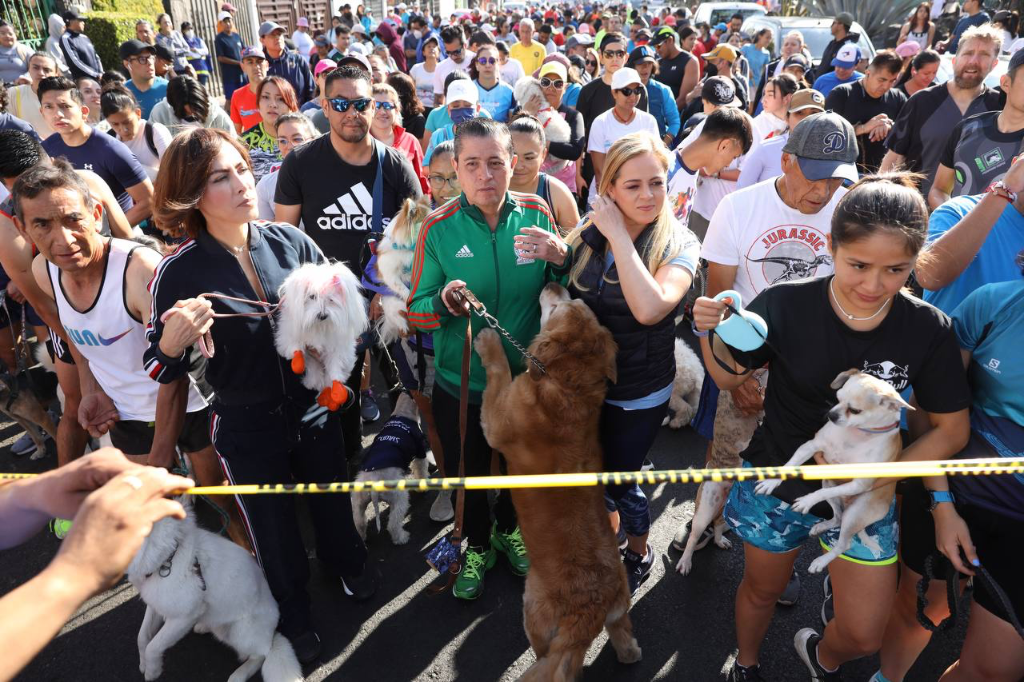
0, 372, 965, 682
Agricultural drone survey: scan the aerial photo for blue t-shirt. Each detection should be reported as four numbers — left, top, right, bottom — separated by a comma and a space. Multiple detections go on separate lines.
42, 128, 148, 211
811, 70, 863, 98
475, 80, 517, 122
126, 77, 168, 119
215, 31, 245, 86
949, 12, 991, 53
0, 112, 40, 140
563, 82, 582, 108
604, 225, 702, 409
741, 45, 770, 88
951, 279, 1024, 518
923, 194, 1024, 314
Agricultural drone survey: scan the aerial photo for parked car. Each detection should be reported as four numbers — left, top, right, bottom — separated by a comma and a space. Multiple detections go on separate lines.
693, 2, 766, 28
741, 15, 877, 68
934, 53, 1009, 90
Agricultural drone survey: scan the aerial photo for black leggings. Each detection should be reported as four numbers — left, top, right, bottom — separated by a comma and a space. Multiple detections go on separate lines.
432, 385, 517, 548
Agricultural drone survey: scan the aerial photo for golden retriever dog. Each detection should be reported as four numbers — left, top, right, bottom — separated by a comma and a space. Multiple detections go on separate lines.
475, 283, 641, 682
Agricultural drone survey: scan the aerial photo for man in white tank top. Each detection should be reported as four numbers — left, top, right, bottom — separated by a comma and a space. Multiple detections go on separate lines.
13, 159, 248, 548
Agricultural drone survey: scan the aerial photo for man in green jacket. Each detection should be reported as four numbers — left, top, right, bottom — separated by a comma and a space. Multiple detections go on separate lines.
407, 118, 571, 600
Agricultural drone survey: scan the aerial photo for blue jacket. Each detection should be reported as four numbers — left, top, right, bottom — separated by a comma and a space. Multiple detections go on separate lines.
145, 221, 325, 406
268, 51, 315, 105
646, 78, 680, 140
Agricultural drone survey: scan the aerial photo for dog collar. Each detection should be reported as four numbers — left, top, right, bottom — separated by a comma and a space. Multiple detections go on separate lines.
856, 422, 900, 434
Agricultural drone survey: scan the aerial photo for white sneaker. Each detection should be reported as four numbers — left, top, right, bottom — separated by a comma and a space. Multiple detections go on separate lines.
429, 490, 454, 522
10, 431, 39, 457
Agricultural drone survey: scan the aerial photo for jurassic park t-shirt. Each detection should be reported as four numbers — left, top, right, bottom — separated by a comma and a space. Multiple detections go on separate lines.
701, 177, 846, 304
274, 136, 422, 268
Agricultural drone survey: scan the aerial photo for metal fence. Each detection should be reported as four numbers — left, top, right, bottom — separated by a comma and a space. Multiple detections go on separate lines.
1, 0, 57, 50
168, 0, 257, 98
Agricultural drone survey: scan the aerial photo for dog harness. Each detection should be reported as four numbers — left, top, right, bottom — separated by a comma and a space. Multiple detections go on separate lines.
144, 540, 207, 591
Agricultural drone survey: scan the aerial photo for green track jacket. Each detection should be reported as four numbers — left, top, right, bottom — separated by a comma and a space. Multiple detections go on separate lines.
406, 192, 570, 402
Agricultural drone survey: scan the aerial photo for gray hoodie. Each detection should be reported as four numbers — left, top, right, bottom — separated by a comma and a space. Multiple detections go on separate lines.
45, 14, 71, 75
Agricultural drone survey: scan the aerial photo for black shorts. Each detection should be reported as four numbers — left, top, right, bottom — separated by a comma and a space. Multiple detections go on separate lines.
900, 476, 1024, 626
109, 406, 212, 456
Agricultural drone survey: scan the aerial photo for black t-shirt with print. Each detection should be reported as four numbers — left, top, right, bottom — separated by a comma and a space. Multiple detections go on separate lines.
656, 50, 692, 100
939, 110, 1024, 197
825, 80, 907, 174
274, 136, 421, 268
727, 277, 970, 506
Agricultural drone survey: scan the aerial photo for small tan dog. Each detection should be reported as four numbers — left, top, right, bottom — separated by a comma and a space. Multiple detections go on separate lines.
476, 283, 641, 681
755, 369, 911, 573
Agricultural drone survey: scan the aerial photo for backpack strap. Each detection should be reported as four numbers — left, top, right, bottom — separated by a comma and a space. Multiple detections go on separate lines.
144, 121, 158, 159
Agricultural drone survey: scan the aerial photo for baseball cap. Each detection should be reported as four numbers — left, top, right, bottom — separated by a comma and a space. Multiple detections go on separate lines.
635, 28, 652, 44
783, 112, 859, 184
259, 21, 284, 37
714, 22, 728, 32
835, 12, 854, 29
611, 67, 643, 91
651, 26, 676, 46
447, 79, 479, 105
539, 61, 568, 80
119, 40, 155, 61
1009, 46, 1024, 76
217, 10, 232, 22
338, 52, 371, 73
895, 40, 921, 59
221, 3, 237, 11
782, 54, 811, 72
567, 34, 594, 49
314, 34, 330, 47
704, 44, 738, 63
314, 58, 337, 76
62, 9, 84, 22
153, 44, 174, 62
664, 15, 677, 26
701, 76, 736, 106
787, 89, 825, 114
831, 43, 862, 69
352, 23, 368, 36
297, 17, 310, 27
240, 45, 267, 60
627, 45, 657, 67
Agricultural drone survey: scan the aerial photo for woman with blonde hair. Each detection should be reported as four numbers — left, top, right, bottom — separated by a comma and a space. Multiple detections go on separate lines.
370, 82, 428, 193
567, 131, 700, 596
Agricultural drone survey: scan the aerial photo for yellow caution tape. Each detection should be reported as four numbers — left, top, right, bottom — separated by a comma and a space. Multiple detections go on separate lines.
1, 457, 1022, 495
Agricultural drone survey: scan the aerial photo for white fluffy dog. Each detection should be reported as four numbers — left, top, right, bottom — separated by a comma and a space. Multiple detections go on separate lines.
351, 392, 430, 544
127, 498, 302, 682
662, 338, 705, 429
275, 262, 368, 411
374, 195, 433, 346
513, 77, 573, 173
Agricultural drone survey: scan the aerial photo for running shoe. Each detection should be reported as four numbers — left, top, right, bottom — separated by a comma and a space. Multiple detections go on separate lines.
777, 570, 801, 606
429, 490, 454, 522
727, 662, 765, 681
821, 573, 834, 626
623, 544, 655, 596
10, 431, 39, 457
794, 628, 843, 681
641, 458, 655, 471
360, 389, 380, 423
288, 630, 322, 664
490, 523, 529, 575
50, 518, 73, 539
340, 565, 380, 602
671, 519, 715, 553
453, 545, 497, 600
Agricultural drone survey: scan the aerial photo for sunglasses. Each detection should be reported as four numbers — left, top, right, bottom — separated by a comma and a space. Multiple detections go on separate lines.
375, 101, 397, 110
540, 77, 565, 89
617, 86, 643, 97
586, 59, 598, 67
449, 47, 464, 56
328, 97, 372, 113
477, 56, 497, 65
603, 49, 627, 58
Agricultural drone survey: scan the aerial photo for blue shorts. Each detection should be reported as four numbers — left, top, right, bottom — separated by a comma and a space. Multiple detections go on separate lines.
724, 464, 899, 566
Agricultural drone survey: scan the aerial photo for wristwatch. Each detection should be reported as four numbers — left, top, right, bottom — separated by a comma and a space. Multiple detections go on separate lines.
927, 489, 956, 511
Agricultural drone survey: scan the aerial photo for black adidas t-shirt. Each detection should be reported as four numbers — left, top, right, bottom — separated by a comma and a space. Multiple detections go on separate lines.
726, 277, 970, 506
274, 136, 421, 267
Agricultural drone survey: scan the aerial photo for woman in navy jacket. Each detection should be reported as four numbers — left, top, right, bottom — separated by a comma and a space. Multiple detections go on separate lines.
144, 128, 373, 663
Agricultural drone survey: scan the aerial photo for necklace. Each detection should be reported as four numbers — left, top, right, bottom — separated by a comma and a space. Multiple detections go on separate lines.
829, 278, 890, 321
612, 107, 635, 125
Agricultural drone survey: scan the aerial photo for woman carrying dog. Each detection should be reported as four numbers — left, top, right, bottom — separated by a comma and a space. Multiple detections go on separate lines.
567, 131, 700, 595
693, 175, 971, 682
143, 128, 374, 665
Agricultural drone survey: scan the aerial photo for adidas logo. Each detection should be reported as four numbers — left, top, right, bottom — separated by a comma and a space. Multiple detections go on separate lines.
455, 245, 474, 258
316, 183, 377, 231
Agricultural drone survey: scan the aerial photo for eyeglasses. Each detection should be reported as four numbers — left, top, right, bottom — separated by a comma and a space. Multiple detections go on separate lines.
428, 174, 459, 188
540, 77, 564, 89
586, 59, 598, 67
603, 49, 627, 58
328, 97, 372, 113
375, 101, 397, 110
617, 86, 643, 97
128, 55, 154, 64
477, 56, 497, 65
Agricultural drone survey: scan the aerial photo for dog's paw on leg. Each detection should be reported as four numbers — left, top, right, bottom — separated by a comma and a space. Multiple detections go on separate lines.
473, 328, 503, 365
809, 519, 839, 537
754, 479, 782, 496
807, 552, 838, 574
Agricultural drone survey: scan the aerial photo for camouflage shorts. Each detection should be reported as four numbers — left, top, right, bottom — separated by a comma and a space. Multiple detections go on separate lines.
724, 464, 899, 565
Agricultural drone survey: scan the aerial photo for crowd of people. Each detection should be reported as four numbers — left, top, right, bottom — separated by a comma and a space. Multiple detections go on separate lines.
0, 2, 1022, 681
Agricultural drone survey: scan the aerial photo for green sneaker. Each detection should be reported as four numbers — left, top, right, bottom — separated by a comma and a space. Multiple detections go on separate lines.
490, 524, 529, 576
50, 518, 73, 539
453, 545, 496, 600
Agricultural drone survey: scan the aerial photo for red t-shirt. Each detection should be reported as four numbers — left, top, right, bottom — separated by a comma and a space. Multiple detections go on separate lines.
230, 86, 262, 132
